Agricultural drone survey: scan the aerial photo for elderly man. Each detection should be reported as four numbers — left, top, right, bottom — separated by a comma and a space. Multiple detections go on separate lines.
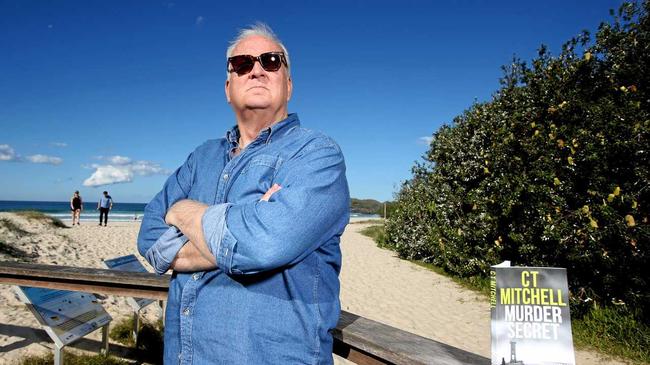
137, 23, 349, 364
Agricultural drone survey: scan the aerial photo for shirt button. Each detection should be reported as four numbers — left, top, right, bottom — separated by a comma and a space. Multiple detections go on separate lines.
223, 174, 229, 180
192, 273, 200, 281
183, 308, 190, 316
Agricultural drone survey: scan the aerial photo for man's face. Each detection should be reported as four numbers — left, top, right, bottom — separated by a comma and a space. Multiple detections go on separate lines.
225, 35, 292, 115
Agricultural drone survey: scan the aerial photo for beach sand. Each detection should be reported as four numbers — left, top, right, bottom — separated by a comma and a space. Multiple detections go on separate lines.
0, 213, 628, 364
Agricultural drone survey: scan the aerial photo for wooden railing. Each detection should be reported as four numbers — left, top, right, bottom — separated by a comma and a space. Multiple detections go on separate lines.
0, 261, 489, 365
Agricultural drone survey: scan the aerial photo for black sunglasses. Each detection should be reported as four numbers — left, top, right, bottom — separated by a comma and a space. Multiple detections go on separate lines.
227, 52, 287, 76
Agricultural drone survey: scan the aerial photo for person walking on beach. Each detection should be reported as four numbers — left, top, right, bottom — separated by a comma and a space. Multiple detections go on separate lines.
138, 23, 349, 364
70, 191, 83, 226
97, 191, 112, 226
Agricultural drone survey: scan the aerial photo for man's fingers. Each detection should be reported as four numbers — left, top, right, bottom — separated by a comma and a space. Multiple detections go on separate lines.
260, 184, 282, 201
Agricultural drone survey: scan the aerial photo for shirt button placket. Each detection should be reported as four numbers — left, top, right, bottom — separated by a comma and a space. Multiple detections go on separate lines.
179, 278, 198, 365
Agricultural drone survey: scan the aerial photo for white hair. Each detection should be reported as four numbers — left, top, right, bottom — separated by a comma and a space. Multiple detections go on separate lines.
226, 22, 291, 79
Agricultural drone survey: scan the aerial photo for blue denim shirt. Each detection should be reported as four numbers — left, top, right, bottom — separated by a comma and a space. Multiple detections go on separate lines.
137, 114, 350, 364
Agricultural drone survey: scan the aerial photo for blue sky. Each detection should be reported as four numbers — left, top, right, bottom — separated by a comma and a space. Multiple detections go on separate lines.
0, 0, 623, 203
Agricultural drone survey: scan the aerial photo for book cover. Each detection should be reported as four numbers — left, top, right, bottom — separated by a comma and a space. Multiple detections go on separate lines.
490, 262, 575, 365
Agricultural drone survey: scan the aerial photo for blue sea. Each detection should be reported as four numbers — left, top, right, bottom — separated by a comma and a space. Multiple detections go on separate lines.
0, 200, 146, 222
0, 200, 380, 222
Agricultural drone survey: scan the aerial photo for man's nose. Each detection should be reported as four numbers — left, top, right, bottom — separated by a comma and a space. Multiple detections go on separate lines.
249, 60, 266, 78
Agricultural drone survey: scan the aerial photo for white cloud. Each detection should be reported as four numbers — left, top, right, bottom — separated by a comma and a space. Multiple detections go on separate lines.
83, 165, 133, 187
50, 142, 67, 147
195, 16, 204, 26
107, 155, 132, 165
130, 160, 168, 176
0, 144, 62, 165
0, 144, 17, 161
418, 136, 434, 145
83, 156, 171, 187
25, 154, 63, 165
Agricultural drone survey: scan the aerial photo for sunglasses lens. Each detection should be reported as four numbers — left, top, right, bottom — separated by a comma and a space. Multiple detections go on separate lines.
228, 52, 285, 75
229, 55, 254, 75
260, 53, 283, 72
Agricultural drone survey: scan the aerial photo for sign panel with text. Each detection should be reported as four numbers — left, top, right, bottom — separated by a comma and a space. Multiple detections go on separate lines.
15, 286, 111, 347
104, 254, 155, 310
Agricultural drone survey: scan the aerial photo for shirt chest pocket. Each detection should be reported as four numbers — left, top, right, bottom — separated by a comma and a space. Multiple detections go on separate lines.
230, 154, 283, 202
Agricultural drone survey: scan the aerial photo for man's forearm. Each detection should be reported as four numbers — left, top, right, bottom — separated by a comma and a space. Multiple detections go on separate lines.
166, 200, 214, 270
170, 240, 217, 272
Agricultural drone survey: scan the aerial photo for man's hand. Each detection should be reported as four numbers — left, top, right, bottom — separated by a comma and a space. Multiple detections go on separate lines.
165, 200, 208, 228
171, 240, 217, 271
261, 184, 281, 201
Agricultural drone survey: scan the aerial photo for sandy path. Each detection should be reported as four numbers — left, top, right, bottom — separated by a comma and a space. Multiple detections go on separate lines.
338, 223, 629, 365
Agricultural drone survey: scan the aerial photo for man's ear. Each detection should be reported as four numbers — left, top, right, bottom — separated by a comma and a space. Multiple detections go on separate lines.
286, 76, 293, 102
225, 79, 231, 104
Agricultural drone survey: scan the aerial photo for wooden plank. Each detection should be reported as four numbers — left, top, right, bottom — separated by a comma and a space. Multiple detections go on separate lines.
0, 277, 169, 300
0, 261, 490, 364
0, 261, 169, 300
0, 261, 168, 288
334, 312, 489, 365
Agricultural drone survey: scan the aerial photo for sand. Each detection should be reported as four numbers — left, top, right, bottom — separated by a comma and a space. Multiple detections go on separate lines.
0, 213, 629, 364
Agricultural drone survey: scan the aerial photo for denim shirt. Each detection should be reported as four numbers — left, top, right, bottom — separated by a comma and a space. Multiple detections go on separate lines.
137, 114, 350, 365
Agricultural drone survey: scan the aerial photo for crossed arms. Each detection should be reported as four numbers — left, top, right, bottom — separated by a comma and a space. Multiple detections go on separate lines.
137, 141, 349, 275
164, 185, 281, 272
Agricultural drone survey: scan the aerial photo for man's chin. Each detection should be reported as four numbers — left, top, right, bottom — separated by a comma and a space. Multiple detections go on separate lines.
243, 100, 272, 110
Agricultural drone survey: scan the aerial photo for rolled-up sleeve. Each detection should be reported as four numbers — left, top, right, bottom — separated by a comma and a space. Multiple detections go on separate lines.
202, 140, 350, 275
137, 151, 195, 273
145, 227, 189, 274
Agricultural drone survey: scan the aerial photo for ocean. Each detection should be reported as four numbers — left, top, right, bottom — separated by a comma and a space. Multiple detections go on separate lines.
0, 200, 380, 222
0, 200, 146, 222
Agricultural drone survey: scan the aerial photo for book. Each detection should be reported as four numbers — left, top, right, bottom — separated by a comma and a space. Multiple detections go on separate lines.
490, 261, 575, 365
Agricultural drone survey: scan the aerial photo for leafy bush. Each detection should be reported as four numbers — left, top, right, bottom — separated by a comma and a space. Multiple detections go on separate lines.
387, 1, 649, 322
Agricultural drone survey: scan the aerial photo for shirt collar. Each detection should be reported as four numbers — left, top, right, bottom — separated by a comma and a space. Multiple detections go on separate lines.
225, 113, 300, 149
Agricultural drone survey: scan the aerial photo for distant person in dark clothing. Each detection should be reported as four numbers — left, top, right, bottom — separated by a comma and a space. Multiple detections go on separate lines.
97, 191, 113, 226
70, 190, 83, 226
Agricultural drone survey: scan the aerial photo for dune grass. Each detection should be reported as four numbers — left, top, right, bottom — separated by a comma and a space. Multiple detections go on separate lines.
0, 217, 31, 237
15, 210, 67, 228
18, 352, 128, 365
109, 316, 164, 364
572, 305, 650, 364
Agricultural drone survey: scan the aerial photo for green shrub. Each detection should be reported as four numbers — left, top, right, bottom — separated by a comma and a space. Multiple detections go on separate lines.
387, 0, 649, 324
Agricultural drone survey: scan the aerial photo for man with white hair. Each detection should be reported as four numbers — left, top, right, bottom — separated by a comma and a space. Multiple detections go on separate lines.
137, 23, 349, 364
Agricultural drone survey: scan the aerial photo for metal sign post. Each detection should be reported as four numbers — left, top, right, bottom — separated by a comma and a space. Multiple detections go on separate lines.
104, 255, 161, 343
